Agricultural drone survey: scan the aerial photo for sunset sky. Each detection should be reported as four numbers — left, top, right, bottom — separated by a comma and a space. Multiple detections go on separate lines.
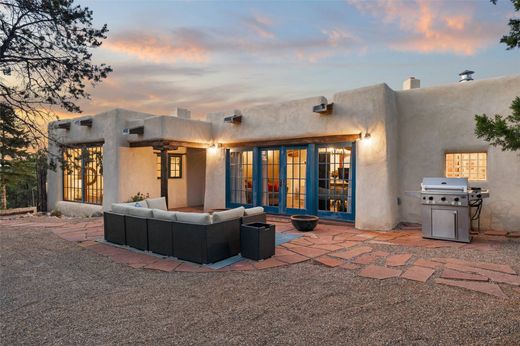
70, 0, 520, 120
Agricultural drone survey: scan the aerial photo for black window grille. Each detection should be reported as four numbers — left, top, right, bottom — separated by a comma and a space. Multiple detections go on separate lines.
63, 145, 103, 205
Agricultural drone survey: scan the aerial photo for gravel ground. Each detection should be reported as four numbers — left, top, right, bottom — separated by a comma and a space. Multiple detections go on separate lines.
1, 225, 520, 345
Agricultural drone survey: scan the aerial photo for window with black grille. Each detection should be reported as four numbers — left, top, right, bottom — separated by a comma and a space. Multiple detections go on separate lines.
63, 145, 103, 205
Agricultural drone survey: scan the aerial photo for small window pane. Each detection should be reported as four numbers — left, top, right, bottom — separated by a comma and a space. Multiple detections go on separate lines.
445, 152, 487, 181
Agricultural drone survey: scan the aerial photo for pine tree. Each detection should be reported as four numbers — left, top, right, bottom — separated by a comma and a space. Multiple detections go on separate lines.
475, 97, 520, 151
0, 103, 31, 209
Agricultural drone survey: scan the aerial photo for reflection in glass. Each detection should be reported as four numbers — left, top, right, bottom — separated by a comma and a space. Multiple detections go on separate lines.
229, 151, 253, 204
286, 148, 306, 209
318, 145, 352, 213
261, 149, 280, 207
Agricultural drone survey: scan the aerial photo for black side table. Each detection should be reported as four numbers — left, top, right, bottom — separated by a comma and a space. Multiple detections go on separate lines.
240, 223, 275, 261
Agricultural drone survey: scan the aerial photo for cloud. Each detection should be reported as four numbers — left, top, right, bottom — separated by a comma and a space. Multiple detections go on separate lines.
346, 0, 502, 55
244, 13, 275, 39
104, 28, 210, 63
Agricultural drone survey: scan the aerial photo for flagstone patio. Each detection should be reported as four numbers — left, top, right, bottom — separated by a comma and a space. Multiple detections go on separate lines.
2, 214, 519, 299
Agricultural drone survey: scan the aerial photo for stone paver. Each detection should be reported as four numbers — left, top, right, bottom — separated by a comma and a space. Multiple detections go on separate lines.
358, 265, 402, 280
175, 262, 211, 273
329, 246, 373, 260
314, 255, 345, 268
275, 253, 309, 264
5, 215, 518, 300
144, 259, 182, 272
435, 278, 507, 299
440, 269, 489, 282
443, 263, 520, 286
253, 258, 287, 270
401, 266, 435, 283
413, 258, 442, 269
228, 260, 255, 271
352, 254, 377, 265
386, 253, 412, 267
289, 246, 330, 258
431, 258, 516, 274
339, 263, 360, 270
310, 244, 345, 252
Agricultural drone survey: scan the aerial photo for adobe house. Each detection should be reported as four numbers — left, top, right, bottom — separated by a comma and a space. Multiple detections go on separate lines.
47, 74, 520, 232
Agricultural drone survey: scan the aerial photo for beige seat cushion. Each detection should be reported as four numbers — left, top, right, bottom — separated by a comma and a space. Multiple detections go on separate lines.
146, 197, 167, 211
152, 209, 177, 221
212, 207, 245, 223
125, 206, 153, 218
244, 207, 264, 216
176, 212, 212, 225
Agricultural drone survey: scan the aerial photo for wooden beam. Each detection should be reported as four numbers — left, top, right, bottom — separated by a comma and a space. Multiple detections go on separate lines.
129, 139, 208, 149
224, 115, 242, 124
78, 118, 93, 127
128, 126, 144, 135
223, 133, 361, 148
57, 122, 71, 130
160, 148, 168, 206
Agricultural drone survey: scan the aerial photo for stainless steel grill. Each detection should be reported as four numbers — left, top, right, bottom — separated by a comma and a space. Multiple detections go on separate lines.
419, 177, 489, 243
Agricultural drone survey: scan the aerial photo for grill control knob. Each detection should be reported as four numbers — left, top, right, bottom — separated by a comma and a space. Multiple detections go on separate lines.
441, 197, 446, 201
422, 197, 426, 200
428, 196, 433, 201
477, 194, 482, 198
454, 197, 459, 202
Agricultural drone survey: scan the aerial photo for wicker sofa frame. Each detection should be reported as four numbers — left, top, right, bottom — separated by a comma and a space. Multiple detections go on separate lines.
103, 211, 267, 264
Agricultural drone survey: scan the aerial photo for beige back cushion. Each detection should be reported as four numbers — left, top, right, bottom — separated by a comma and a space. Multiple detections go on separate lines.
152, 209, 177, 221
111, 203, 130, 214
244, 207, 264, 216
124, 200, 148, 208
212, 207, 245, 223
146, 197, 167, 211
176, 212, 212, 225
125, 206, 153, 218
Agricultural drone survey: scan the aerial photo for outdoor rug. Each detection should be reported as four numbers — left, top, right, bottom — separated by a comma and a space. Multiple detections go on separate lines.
206, 232, 303, 270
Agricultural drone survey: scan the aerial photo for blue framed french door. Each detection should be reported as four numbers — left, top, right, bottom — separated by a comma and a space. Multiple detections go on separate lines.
225, 142, 355, 222
316, 143, 355, 222
226, 148, 255, 208
258, 146, 309, 214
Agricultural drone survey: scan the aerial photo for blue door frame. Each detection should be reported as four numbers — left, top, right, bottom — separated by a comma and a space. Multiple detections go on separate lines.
225, 142, 356, 222
315, 143, 356, 222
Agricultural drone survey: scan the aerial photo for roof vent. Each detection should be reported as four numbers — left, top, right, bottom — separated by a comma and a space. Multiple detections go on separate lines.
459, 70, 474, 83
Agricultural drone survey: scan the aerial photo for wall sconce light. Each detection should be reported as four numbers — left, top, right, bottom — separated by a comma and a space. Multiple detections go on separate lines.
208, 143, 222, 154
364, 132, 371, 140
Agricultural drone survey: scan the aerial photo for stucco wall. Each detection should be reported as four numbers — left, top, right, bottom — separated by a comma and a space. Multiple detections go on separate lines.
186, 148, 206, 207
396, 75, 520, 231
205, 85, 400, 230
118, 146, 188, 208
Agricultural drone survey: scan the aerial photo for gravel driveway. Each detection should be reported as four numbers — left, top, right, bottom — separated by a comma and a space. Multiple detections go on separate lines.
1, 224, 519, 345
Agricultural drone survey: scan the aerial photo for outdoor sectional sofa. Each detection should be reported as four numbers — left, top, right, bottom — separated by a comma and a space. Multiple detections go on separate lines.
103, 197, 266, 264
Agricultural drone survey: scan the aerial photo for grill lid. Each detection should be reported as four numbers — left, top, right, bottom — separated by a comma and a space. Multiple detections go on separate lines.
421, 177, 468, 193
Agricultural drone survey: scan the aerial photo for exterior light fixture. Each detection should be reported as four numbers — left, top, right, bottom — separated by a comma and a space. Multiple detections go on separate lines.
224, 110, 243, 124
208, 143, 222, 154
364, 132, 371, 139
313, 103, 333, 115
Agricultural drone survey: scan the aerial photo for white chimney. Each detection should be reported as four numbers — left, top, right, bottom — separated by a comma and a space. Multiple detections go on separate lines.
403, 77, 420, 90
459, 70, 474, 82
171, 107, 191, 119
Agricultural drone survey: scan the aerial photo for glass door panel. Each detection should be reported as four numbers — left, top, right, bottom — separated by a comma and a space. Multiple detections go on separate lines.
229, 150, 254, 206
285, 147, 307, 211
318, 144, 354, 220
261, 149, 280, 211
